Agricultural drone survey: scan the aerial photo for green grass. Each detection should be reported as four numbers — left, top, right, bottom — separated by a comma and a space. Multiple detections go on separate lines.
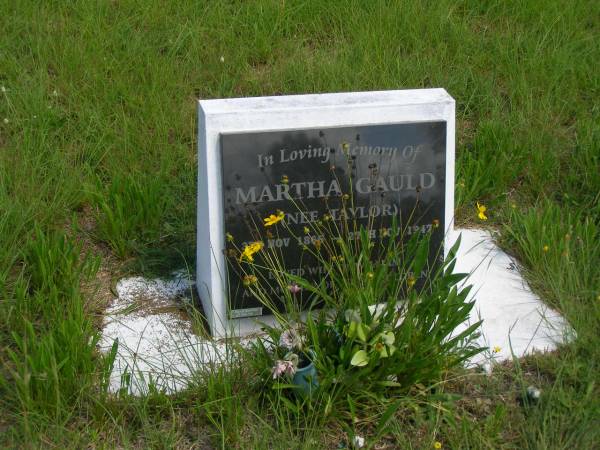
1, 0, 598, 448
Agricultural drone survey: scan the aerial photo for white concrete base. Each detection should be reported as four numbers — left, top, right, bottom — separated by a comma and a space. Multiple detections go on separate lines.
99, 229, 572, 394
98, 272, 230, 395
450, 229, 572, 371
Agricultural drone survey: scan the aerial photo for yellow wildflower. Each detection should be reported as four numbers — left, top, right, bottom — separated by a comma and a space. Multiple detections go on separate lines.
367, 272, 374, 279
243, 274, 257, 286
434, 442, 442, 449
264, 211, 285, 227
323, 213, 331, 222
493, 346, 501, 353
239, 241, 263, 262
407, 275, 416, 288
342, 193, 350, 201
342, 142, 349, 154
314, 239, 322, 250
432, 219, 440, 229
543, 245, 549, 252
476, 202, 488, 220
281, 175, 289, 184
303, 226, 310, 234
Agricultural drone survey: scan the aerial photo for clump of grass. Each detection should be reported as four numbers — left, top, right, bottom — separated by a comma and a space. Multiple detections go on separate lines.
501, 200, 598, 314
1, 228, 102, 430
93, 175, 170, 259
24, 226, 100, 304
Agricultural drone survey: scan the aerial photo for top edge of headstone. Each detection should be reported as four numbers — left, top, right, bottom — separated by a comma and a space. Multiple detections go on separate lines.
198, 88, 454, 115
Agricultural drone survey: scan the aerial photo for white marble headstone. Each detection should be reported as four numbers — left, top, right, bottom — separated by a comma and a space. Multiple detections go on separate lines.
197, 89, 455, 337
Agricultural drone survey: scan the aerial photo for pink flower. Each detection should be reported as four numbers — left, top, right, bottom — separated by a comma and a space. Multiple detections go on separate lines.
279, 328, 304, 350
287, 283, 301, 294
271, 359, 296, 379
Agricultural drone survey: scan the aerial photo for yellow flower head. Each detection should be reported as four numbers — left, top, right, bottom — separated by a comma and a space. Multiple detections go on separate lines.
314, 239, 322, 250
243, 274, 257, 286
342, 193, 350, 201
543, 245, 549, 252
476, 202, 488, 220
380, 227, 390, 237
303, 226, 310, 234
281, 175, 289, 184
407, 275, 416, 288
493, 346, 501, 353
264, 211, 285, 227
239, 241, 263, 262
432, 219, 440, 229
367, 272, 374, 279
342, 142, 349, 154
323, 213, 331, 222
434, 442, 442, 449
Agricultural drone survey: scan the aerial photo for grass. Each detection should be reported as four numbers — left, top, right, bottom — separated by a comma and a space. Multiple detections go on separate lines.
0, 0, 598, 448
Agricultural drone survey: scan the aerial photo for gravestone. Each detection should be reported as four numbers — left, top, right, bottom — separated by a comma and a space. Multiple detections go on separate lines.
198, 89, 455, 337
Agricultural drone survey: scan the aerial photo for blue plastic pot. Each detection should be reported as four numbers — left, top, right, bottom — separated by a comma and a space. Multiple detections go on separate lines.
292, 353, 319, 397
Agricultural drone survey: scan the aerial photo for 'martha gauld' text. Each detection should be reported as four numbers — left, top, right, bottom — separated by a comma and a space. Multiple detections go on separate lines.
235, 173, 435, 204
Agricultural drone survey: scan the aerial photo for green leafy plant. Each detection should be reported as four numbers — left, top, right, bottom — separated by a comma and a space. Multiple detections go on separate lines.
238, 202, 483, 410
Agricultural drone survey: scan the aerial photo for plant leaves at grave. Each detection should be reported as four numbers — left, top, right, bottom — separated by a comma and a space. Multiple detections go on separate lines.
350, 349, 369, 367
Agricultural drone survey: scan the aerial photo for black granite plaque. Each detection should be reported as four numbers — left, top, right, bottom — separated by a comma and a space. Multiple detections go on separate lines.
221, 122, 446, 317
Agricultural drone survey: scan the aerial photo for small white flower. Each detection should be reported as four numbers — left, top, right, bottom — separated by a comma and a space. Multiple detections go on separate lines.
3, 118, 8, 124
52, 89, 58, 96
219, 56, 225, 63
527, 385, 541, 400
353, 435, 365, 448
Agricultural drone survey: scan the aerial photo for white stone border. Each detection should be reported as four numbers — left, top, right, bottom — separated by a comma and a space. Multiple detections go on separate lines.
197, 89, 455, 337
